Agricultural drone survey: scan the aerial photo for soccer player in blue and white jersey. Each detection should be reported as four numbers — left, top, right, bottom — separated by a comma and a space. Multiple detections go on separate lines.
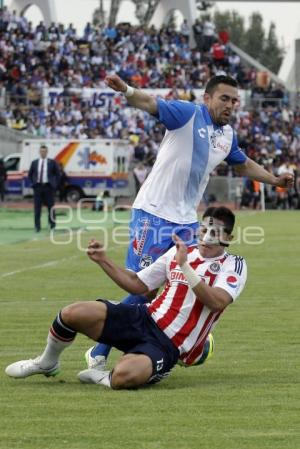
85, 74, 294, 372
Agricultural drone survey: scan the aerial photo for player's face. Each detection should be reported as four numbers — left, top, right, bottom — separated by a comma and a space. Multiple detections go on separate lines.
39, 147, 48, 159
198, 217, 232, 258
204, 84, 239, 126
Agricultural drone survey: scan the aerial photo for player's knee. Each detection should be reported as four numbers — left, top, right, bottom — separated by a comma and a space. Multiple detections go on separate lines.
111, 364, 144, 389
61, 302, 85, 327
111, 356, 152, 389
111, 364, 133, 389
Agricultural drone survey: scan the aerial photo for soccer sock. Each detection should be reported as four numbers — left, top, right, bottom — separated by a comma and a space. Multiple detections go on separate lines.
91, 294, 148, 359
39, 312, 77, 369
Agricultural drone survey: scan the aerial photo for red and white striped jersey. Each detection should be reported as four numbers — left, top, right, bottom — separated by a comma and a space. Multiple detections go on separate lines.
137, 245, 247, 365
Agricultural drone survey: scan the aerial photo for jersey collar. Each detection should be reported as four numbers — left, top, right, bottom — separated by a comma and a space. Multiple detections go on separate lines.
198, 251, 228, 262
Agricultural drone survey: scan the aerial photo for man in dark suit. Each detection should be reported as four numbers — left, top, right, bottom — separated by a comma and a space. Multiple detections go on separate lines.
28, 145, 60, 232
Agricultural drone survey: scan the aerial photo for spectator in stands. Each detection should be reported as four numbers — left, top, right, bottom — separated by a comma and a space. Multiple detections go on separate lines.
228, 52, 241, 76
202, 15, 216, 52
180, 19, 190, 42
192, 18, 203, 50
211, 39, 227, 68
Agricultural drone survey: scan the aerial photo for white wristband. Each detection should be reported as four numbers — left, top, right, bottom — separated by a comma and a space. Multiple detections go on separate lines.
181, 262, 201, 289
124, 85, 135, 97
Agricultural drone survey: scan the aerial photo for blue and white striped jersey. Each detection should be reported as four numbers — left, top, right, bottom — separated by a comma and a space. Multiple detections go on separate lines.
133, 99, 247, 224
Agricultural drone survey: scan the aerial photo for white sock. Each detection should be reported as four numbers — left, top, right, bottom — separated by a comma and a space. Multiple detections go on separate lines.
39, 332, 73, 369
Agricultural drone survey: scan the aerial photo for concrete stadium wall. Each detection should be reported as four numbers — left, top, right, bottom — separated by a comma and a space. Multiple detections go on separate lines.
9, 0, 57, 26
205, 176, 244, 202
150, 0, 197, 30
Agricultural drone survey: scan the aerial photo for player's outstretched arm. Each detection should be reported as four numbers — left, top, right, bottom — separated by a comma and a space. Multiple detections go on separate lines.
105, 74, 158, 115
87, 239, 148, 295
234, 157, 294, 188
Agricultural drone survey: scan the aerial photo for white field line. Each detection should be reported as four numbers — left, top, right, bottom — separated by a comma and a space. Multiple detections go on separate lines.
0, 242, 123, 279
0, 255, 79, 279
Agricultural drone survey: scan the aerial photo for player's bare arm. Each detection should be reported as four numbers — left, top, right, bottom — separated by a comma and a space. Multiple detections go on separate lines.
105, 74, 158, 115
234, 157, 294, 188
87, 239, 148, 295
173, 235, 232, 312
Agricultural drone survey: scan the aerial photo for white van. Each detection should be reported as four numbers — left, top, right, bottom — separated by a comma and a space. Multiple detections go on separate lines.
4, 139, 130, 202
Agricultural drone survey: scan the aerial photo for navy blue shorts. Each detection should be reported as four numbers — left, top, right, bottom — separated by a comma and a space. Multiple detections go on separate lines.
98, 300, 179, 384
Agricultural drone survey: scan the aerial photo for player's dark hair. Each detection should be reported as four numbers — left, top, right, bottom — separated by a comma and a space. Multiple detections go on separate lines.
202, 206, 217, 218
202, 206, 235, 234
40, 144, 48, 150
205, 75, 238, 95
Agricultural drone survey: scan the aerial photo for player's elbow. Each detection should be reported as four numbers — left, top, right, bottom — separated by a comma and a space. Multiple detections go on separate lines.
127, 279, 148, 296
210, 302, 226, 313
128, 286, 147, 295
212, 295, 232, 312
204, 298, 221, 312
203, 291, 231, 312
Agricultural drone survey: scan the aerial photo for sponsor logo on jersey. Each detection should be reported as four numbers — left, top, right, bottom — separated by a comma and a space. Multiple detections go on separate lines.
170, 269, 204, 285
139, 255, 153, 268
170, 269, 188, 283
226, 275, 238, 288
215, 141, 230, 153
210, 130, 230, 153
209, 262, 221, 273
133, 219, 149, 256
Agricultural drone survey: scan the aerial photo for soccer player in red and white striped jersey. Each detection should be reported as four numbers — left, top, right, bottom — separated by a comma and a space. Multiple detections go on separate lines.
139, 206, 247, 367
5, 207, 247, 389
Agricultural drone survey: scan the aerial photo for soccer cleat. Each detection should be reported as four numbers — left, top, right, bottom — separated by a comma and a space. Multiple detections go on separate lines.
193, 333, 214, 366
178, 333, 214, 367
201, 333, 214, 362
5, 357, 60, 379
78, 369, 111, 386
85, 347, 107, 370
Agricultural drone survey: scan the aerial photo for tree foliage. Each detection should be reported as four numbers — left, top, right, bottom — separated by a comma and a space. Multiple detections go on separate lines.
263, 22, 285, 72
213, 9, 284, 73
214, 10, 246, 48
244, 12, 265, 60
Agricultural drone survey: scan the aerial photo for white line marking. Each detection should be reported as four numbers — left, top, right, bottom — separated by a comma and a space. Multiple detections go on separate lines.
0, 255, 79, 279
1, 243, 125, 279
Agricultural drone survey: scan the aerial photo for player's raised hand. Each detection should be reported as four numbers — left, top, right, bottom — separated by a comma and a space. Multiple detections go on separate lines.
105, 74, 127, 93
173, 234, 188, 266
87, 238, 106, 263
276, 172, 294, 188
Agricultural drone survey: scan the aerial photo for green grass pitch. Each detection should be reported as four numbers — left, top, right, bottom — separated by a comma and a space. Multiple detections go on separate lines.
0, 208, 299, 449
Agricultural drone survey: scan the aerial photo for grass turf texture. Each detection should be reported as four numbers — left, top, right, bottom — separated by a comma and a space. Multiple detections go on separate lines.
0, 210, 299, 449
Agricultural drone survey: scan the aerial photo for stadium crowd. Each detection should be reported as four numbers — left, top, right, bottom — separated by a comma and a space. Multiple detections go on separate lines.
0, 7, 299, 208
